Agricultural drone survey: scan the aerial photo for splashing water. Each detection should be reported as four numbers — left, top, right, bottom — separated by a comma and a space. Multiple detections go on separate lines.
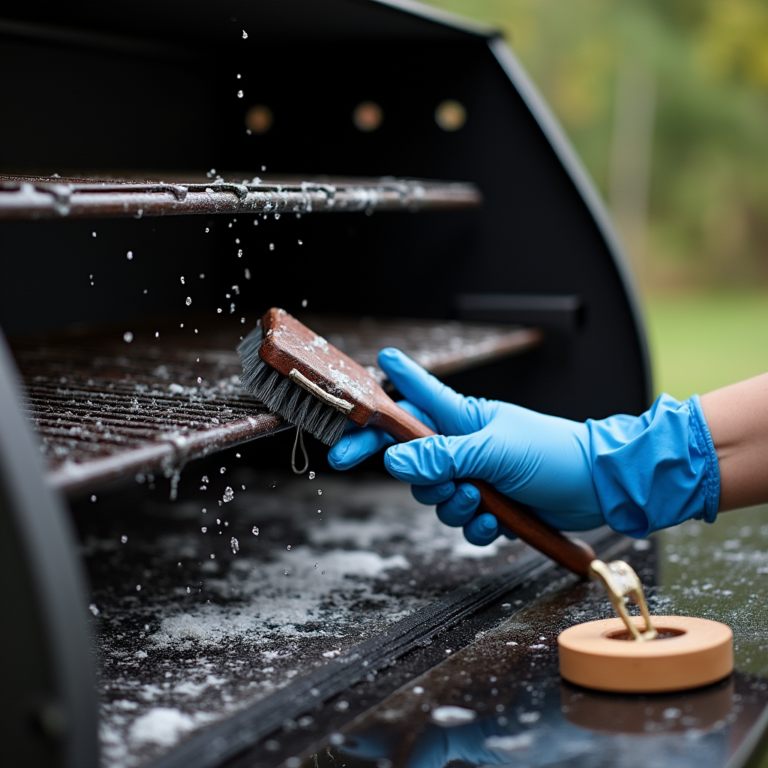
223, 487, 234, 503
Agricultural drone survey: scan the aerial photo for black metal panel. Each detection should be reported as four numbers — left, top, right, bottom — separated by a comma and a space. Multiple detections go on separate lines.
0, 331, 98, 768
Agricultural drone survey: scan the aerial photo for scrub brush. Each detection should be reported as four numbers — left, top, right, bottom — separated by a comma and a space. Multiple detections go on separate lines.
239, 307, 596, 576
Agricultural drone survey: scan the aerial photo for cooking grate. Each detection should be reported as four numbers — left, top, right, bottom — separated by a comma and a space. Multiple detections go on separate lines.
13, 317, 542, 494
0, 175, 480, 220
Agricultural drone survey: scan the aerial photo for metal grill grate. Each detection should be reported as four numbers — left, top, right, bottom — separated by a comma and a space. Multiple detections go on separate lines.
12, 317, 542, 494
0, 174, 480, 220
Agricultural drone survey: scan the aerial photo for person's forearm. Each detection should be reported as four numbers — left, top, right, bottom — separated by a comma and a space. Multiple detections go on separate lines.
700, 372, 768, 511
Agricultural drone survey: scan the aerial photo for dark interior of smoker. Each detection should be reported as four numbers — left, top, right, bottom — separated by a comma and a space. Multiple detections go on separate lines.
13, 3, 753, 768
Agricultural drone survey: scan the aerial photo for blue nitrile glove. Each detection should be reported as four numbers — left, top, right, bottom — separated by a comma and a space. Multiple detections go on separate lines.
328, 348, 720, 544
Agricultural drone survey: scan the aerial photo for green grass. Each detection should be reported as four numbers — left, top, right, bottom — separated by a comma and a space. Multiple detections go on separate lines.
644, 290, 768, 400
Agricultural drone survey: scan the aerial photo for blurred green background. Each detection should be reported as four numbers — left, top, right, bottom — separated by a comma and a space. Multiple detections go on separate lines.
423, 0, 768, 401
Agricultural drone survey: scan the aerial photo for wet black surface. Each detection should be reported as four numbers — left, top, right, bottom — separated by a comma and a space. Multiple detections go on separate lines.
76, 449, 571, 768
278, 506, 768, 768
75, 433, 768, 768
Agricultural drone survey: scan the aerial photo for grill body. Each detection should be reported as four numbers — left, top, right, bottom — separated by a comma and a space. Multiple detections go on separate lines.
0, 2, 651, 767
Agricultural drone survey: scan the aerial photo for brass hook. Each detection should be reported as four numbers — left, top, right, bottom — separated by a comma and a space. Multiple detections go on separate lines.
589, 559, 658, 642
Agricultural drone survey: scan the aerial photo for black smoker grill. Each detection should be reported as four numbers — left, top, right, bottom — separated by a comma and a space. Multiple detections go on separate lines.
9, 3, 764, 768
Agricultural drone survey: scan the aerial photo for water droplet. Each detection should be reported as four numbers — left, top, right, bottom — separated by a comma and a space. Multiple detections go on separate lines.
89, 603, 100, 616
123, 331, 133, 343
186, 586, 191, 594
261, 165, 266, 171
245, 268, 251, 279
91, 231, 97, 237
413, 686, 425, 695
230, 537, 240, 554
252, 526, 259, 536
321, 570, 325, 575
217, 308, 222, 313
274, 213, 281, 220
308, 471, 316, 480
223, 487, 234, 502
136, 584, 142, 592
317, 489, 322, 496
220, 467, 226, 474
237, 90, 244, 98
242, 29, 248, 39
201, 526, 207, 533
237, 249, 243, 257
287, 544, 291, 551
90, 494, 97, 502
284, 569, 289, 575
180, 276, 185, 284
269, 243, 275, 251
314, 563, 318, 568
317, 509, 322, 514
237, 73, 241, 79
210, 554, 215, 560
186, 297, 192, 306
205, 227, 209, 233
126, 250, 133, 260
155, 331, 160, 338
121, 535, 128, 544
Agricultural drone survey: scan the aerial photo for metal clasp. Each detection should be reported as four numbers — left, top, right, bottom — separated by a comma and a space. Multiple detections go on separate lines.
589, 559, 658, 641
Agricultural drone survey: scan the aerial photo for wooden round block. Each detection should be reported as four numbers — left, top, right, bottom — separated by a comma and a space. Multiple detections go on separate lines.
558, 616, 733, 693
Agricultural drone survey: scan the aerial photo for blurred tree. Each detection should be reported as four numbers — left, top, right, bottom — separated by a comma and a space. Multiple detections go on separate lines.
422, 0, 768, 289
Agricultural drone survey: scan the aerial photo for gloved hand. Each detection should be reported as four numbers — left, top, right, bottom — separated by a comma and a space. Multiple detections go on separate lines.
328, 348, 720, 545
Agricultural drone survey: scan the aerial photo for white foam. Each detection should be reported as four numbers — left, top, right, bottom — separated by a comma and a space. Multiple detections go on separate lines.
128, 708, 196, 747
430, 705, 477, 726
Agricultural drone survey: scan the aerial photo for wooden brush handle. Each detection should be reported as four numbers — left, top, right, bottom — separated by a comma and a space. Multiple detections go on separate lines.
374, 400, 596, 577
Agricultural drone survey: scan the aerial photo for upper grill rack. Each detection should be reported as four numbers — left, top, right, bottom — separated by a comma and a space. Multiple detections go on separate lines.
13, 317, 542, 495
0, 174, 480, 220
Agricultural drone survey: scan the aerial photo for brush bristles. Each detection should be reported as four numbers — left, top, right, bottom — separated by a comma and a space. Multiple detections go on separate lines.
237, 326, 349, 446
